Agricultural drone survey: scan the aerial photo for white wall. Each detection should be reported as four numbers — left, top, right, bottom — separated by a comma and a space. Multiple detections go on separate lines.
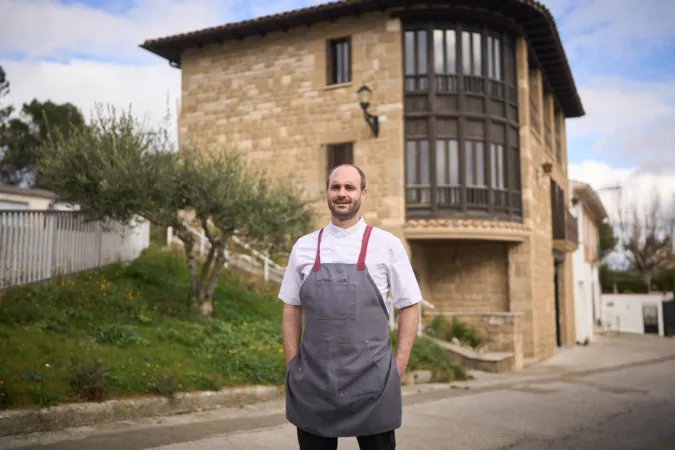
0, 192, 52, 210
571, 201, 599, 344
600, 293, 669, 336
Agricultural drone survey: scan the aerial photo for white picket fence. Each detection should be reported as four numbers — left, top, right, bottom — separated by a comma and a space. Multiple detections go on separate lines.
0, 210, 150, 289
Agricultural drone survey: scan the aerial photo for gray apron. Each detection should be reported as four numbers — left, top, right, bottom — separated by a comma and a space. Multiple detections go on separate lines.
285, 225, 402, 438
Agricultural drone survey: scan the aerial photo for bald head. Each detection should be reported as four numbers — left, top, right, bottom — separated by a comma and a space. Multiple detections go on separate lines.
327, 164, 367, 190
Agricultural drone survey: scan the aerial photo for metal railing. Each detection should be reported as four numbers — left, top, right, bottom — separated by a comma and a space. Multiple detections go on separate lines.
0, 210, 150, 289
166, 222, 284, 283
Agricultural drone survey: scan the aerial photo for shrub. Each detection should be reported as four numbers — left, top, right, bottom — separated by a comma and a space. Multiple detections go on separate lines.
69, 359, 107, 402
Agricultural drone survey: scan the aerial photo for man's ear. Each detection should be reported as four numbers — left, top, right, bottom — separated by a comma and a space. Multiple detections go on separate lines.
361, 187, 368, 199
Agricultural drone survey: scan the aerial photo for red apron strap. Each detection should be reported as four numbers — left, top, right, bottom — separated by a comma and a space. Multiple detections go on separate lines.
312, 228, 324, 272
357, 225, 374, 271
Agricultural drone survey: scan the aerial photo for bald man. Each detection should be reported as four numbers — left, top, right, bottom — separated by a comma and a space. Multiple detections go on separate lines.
279, 164, 422, 450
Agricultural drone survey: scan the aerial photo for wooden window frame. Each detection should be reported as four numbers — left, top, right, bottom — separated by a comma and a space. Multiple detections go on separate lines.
402, 19, 522, 221
326, 37, 352, 86
326, 143, 354, 178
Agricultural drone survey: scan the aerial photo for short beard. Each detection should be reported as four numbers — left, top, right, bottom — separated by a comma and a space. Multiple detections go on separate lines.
328, 198, 361, 221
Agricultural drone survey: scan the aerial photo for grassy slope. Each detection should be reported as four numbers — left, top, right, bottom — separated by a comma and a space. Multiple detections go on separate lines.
0, 247, 465, 410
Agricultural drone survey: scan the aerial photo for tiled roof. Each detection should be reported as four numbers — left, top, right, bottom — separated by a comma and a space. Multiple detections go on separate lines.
140, 0, 584, 117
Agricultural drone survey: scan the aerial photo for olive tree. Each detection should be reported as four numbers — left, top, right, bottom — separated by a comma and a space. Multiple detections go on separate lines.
37, 104, 315, 316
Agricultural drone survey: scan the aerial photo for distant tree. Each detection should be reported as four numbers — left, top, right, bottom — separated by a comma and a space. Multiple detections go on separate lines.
36, 104, 315, 316
616, 187, 673, 293
0, 66, 12, 125
0, 66, 85, 186
597, 219, 619, 261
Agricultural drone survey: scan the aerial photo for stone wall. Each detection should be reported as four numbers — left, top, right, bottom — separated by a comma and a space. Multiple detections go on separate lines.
412, 241, 510, 313
438, 312, 524, 372
179, 12, 407, 240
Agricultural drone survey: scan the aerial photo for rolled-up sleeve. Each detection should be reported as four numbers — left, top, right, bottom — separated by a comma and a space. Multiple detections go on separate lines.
278, 243, 302, 306
388, 237, 422, 309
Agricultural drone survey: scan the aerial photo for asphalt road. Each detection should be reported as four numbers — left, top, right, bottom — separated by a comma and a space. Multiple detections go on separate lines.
4, 353, 675, 450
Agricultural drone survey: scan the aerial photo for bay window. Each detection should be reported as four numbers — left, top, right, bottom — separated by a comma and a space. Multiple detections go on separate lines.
404, 21, 522, 220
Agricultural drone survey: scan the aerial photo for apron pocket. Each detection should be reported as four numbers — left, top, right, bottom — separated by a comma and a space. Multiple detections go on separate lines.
315, 279, 348, 320
336, 345, 383, 401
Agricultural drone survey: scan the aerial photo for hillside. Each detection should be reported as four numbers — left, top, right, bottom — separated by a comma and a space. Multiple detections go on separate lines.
0, 247, 466, 410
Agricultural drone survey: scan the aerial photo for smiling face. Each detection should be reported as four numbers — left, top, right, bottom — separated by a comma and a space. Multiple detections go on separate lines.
326, 165, 367, 226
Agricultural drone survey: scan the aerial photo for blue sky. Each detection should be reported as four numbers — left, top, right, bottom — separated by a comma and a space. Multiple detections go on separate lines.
1, 0, 674, 210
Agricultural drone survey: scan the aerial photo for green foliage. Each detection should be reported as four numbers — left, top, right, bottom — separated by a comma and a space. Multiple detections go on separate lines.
599, 264, 675, 294
0, 248, 467, 409
425, 316, 482, 348
391, 331, 467, 382
0, 64, 85, 186
597, 219, 619, 260
69, 359, 107, 402
34, 104, 315, 316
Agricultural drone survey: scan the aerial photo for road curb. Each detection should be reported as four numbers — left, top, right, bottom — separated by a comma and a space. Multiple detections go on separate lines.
0, 385, 284, 438
0, 370, 438, 438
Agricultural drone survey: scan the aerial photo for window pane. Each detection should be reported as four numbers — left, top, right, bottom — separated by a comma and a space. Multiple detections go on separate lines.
446, 30, 456, 73
465, 141, 474, 186
419, 140, 430, 184
490, 143, 497, 187
417, 31, 427, 75
487, 37, 493, 79
462, 31, 471, 75
343, 41, 350, 82
406, 141, 417, 184
494, 38, 501, 81
405, 32, 415, 75
436, 140, 447, 185
472, 32, 482, 76
434, 30, 445, 74
449, 140, 459, 185
475, 141, 485, 185
498, 144, 504, 188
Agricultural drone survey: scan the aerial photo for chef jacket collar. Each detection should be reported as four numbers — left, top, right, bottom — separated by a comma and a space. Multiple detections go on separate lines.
325, 216, 366, 238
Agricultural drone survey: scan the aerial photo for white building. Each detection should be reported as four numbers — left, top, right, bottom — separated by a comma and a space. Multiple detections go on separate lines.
569, 180, 608, 345
600, 293, 674, 337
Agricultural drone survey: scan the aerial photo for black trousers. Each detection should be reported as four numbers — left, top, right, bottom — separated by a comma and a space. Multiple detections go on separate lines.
297, 427, 396, 450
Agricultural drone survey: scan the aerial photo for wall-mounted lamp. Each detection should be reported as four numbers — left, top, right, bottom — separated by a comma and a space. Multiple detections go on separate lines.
357, 85, 379, 138
541, 161, 553, 174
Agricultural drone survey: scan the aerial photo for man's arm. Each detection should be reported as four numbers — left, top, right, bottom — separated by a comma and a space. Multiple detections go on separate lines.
395, 303, 419, 377
282, 304, 303, 366
387, 237, 423, 378
278, 243, 304, 367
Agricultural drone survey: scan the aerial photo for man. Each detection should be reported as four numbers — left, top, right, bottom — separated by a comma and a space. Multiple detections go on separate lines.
279, 164, 422, 450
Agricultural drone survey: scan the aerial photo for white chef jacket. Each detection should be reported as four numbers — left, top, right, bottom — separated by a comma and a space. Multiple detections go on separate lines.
278, 218, 422, 313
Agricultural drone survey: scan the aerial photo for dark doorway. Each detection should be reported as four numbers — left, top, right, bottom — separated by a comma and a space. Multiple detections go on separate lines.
553, 253, 564, 347
643, 304, 659, 334
661, 300, 675, 337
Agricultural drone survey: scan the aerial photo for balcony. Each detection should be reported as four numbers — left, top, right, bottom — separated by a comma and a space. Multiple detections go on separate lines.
405, 185, 523, 222
551, 180, 579, 252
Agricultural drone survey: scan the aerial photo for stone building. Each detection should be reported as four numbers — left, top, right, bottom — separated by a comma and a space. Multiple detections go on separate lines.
142, 0, 582, 362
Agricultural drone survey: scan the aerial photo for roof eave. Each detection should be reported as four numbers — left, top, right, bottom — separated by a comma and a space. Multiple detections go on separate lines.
140, 0, 584, 117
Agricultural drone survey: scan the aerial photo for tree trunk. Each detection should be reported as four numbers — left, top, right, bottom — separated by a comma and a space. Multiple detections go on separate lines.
195, 244, 226, 317
178, 229, 200, 306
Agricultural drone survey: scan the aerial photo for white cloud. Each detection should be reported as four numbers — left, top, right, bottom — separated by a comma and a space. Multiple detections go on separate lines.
2, 58, 181, 139
567, 77, 675, 171
0, 0, 238, 61
569, 160, 675, 224
544, 0, 675, 62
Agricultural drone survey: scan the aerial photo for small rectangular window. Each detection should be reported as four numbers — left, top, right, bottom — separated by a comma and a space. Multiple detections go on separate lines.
327, 143, 353, 176
327, 37, 351, 85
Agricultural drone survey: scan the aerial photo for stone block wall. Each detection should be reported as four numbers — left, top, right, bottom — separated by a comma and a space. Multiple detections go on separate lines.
411, 241, 510, 313
179, 12, 407, 240
439, 312, 524, 372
